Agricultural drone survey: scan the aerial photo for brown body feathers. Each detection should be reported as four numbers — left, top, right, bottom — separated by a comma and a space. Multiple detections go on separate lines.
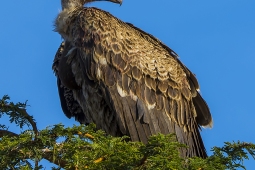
53, 0, 212, 158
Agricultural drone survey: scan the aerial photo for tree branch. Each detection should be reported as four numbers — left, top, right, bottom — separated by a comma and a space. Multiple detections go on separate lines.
17, 107, 38, 136
42, 149, 73, 169
0, 130, 18, 137
2, 103, 38, 136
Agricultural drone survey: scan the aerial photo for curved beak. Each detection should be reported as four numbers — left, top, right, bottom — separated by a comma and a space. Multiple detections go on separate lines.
110, 0, 122, 5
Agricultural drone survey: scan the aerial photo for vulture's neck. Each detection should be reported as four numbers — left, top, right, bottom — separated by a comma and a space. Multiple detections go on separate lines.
61, 0, 84, 10
55, 0, 85, 41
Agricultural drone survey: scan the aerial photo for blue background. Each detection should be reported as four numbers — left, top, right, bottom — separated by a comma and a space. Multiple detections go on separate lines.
0, 0, 254, 168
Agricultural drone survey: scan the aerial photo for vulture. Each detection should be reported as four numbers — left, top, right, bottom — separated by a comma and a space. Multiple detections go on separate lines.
53, 0, 213, 158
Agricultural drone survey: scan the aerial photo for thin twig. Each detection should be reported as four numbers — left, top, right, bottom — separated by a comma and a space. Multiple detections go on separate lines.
18, 107, 38, 136
137, 153, 148, 167
3, 104, 38, 136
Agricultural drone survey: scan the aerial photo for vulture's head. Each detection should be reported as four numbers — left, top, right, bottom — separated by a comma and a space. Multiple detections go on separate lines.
61, 0, 122, 9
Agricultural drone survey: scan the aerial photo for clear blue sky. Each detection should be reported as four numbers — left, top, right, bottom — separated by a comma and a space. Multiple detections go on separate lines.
0, 0, 255, 168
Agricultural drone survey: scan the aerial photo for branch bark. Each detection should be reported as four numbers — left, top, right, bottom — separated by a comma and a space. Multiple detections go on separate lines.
0, 130, 18, 137
42, 149, 73, 169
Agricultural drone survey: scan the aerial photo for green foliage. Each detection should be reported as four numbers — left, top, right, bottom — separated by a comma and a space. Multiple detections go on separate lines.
0, 95, 255, 170
210, 142, 255, 170
1, 95, 31, 129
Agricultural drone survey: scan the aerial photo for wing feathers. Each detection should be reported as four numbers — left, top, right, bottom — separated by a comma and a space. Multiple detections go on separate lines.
122, 73, 130, 94
108, 86, 127, 134
163, 97, 171, 115
103, 64, 116, 87
136, 98, 146, 121
132, 66, 142, 81
170, 99, 178, 123
158, 80, 168, 93
177, 100, 182, 125
126, 97, 149, 143
155, 93, 164, 110
112, 53, 128, 72
193, 93, 213, 128
144, 86, 156, 109
119, 95, 140, 141
179, 99, 186, 125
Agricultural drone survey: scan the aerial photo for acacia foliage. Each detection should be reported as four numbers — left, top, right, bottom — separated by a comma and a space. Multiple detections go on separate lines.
0, 95, 255, 170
